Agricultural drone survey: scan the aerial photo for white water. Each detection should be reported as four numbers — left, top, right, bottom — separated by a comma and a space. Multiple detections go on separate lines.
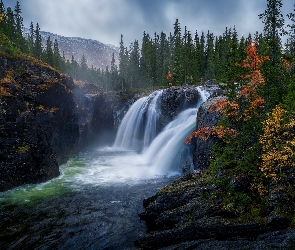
0, 86, 209, 202
111, 86, 209, 177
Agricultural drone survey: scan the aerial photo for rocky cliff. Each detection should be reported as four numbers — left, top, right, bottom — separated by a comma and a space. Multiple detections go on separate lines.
0, 54, 80, 191
0, 54, 133, 192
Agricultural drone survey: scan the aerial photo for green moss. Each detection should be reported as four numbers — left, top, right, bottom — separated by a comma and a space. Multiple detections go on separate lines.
18, 145, 30, 154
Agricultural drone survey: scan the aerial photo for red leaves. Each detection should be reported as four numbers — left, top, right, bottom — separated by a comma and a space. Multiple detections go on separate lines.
185, 40, 268, 145
185, 126, 237, 144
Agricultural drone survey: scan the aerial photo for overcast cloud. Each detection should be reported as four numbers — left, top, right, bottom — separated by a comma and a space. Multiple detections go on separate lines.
2, 0, 294, 47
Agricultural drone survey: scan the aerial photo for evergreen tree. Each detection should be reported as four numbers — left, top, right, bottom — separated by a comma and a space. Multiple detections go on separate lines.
28, 21, 34, 54
33, 23, 42, 60
140, 31, 154, 88
286, 4, 295, 62
259, 0, 287, 111
128, 39, 140, 89
158, 31, 170, 87
14, 0, 27, 51
80, 54, 88, 79
53, 39, 62, 70
4, 7, 15, 40
0, 0, 5, 33
44, 36, 53, 65
118, 34, 128, 90
110, 52, 118, 90
204, 31, 215, 81
171, 19, 184, 85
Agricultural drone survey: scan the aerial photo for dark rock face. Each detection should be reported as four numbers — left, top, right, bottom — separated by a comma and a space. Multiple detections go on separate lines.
135, 172, 293, 249
0, 55, 79, 191
192, 96, 224, 170
159, 86, 200, 130
0, 52, 140, 192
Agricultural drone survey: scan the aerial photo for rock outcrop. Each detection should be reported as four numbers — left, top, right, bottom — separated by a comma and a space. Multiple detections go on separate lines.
135, 171, 294, 249
0, 55, 79, 191
192, 96, 224, 170
159, 86, 200, 129
0, 54, 140, 191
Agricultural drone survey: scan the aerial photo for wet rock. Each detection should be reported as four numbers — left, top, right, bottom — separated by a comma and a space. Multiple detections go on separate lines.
135, 171, 293, 249
192, 96, 224, 170
0, 55, 79, 191
159, 86, 200, 130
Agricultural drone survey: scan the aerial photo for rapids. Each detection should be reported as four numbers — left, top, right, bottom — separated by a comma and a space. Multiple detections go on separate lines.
0, 86, 209, 249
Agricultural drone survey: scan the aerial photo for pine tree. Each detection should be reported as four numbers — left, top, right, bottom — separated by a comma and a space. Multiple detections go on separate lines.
0, 0, 5, 33
33, 23, 42, 60
171, 19, 184, 85
118, 34, 128, 90
14, 0, 26, 51
158, 31, 170, 87
128, 39, 140, 89
53, 39, 62, 70
110, 52, 118, 90
259, 0, 287, 111
44, 36, 53, 65
4, 7, 15, 40
286, 4, 295, 62
28, 21, 34, 55
204, 31, 215, 81
80, 54, 87, 80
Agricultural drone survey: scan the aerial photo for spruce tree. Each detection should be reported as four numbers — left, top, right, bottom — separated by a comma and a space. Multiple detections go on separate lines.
4, 7, 15, 40
33, 23, 42, 60
44, 36, 53, 65
118, 34, 128, 90
128, 39, 140, 89
171, 19, 184, 85
0, 0, 5, 33
80, 54, 88, 80
259, 0, 287, 111
110, 52, 118, 90
53, 39, 62, 70
28, 21, 34, 55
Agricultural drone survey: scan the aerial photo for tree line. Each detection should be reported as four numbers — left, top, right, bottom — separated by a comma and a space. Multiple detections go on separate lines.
0, 0, 108, 86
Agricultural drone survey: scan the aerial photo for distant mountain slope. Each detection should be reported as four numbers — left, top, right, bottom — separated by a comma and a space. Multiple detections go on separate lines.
24, 29, 119, 70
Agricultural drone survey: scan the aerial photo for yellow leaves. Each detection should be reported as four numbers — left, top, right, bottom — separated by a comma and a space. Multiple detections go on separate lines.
259, 105, 295, 181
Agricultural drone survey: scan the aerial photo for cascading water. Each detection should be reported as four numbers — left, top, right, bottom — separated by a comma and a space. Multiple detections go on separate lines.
0, 85, 210, 249
113, 90, 163, 151
113, 86, 209, 175
143, 90, 163, 148
113, 96, 148, 150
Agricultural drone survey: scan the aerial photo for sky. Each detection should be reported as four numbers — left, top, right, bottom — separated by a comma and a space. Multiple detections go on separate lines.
2, 0, 294, 47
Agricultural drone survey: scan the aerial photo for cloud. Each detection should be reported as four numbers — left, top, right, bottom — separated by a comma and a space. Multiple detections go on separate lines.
2, 0, 295, 46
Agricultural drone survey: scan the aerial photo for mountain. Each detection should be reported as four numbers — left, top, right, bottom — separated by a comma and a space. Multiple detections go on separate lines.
24, 29, 119, 70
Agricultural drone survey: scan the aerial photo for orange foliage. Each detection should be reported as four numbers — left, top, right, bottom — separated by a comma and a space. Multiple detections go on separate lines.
185, 126, 236, 144
283, 58, 291, 71
166, 71, 172, 80
186, 40, 267, 144
209, 99, 240, 117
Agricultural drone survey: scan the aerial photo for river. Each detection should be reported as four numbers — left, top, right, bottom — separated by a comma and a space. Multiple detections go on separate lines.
0, 148, 176, 249
0, 86, 209, 249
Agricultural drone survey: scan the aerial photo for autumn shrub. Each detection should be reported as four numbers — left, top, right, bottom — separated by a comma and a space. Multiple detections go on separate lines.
260, 105, 295, 181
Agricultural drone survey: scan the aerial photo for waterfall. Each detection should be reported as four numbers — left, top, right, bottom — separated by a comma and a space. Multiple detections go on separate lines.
113, 97, 147, 150
113, 86, 209, 174
143, 90, 162, 148
113, 90, 163, 151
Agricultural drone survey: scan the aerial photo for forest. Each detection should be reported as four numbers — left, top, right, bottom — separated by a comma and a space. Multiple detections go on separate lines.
1, 0, 295, 223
